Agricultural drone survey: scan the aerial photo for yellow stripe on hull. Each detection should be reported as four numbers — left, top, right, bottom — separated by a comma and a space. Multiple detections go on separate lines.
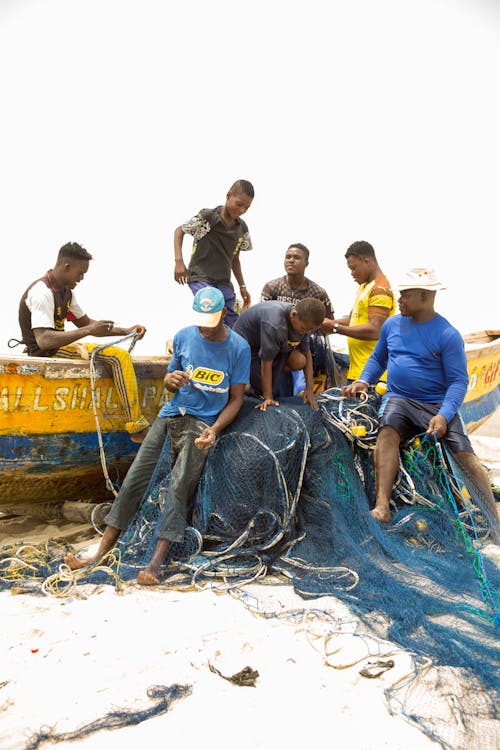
0, 355, 169, 436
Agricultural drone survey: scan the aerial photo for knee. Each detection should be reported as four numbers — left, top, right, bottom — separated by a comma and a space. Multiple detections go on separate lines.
285, 351, 306, 372
375, 425, 401, 451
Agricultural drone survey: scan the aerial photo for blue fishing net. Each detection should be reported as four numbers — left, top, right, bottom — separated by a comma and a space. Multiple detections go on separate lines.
1, 390, 499, 749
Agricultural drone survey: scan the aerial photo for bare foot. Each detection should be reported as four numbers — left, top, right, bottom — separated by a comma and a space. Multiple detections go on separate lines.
370, 505, 391, 523
130, 427, 150, 444
64, 553, 91, 570
137, 569, 160, 586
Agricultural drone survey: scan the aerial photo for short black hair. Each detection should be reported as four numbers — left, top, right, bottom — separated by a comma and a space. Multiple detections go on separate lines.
294, 298, 325, 327
229, 179, 255, 199
288, 243, 310, 260
345, 241, 375, 260
57, 242, 93, 263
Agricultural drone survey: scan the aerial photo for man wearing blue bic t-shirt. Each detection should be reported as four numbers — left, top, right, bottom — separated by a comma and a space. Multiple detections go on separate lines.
65, 287, 251, 584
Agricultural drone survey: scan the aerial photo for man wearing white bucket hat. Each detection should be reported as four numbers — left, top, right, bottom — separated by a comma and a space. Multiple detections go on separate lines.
343, 267, 500, 539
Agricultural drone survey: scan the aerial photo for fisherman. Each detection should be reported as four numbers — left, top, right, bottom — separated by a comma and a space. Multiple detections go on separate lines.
260, 243, 335, 395
18, 241, 150, 442
323, 241, 396, 383
260, 242, 334, 321
65, 287, 251, 584
173, 179, 254, 328
233, 298, 325, 411
342, 267, 500, 540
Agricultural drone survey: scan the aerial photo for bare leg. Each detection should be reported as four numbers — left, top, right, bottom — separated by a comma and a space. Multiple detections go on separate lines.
373, 426, 401, 523
454, 451, 500, 543
137, 539, 172, 586
64, 526, 122, 570
283, 350, 306, 373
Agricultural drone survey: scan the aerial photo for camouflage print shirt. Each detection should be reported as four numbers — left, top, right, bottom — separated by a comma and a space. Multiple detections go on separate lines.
260, 276, 334, 318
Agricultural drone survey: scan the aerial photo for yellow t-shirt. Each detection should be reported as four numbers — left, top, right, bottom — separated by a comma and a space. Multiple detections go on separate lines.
347, 275, 396, 381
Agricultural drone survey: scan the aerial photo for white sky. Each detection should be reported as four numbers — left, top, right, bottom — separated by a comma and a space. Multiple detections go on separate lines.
1, 0, 499, 356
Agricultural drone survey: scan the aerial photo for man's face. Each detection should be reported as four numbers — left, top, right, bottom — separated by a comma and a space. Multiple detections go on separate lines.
198, 311, 226, 340
289, 310, 318, 335
398, 289, 425, 317
284, 247, 308, 275
62, 260, 89, 289
225, 191, 252, 221
346, 255, 370, 285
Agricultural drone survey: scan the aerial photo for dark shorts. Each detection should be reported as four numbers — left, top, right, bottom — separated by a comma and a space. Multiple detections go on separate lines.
378, 396, 473, 453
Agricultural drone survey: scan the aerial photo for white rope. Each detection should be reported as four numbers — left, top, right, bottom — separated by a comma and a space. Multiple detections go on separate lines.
89, 332, 138, 497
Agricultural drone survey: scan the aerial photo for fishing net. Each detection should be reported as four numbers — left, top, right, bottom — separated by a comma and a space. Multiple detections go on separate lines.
1, 390, 499, 749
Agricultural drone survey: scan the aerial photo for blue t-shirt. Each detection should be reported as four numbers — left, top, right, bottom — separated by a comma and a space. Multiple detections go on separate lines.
360, 314, 468, 423
233, 301, 310, 360
158, 326, 251, 424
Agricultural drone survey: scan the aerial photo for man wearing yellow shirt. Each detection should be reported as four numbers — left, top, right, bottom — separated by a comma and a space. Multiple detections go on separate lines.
323, 241, 396, 382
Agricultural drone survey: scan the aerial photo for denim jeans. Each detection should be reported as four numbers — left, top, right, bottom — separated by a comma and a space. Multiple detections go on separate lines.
105, 414, 209, 543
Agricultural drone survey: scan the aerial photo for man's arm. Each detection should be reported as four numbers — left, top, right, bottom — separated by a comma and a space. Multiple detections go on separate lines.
301, 349, 318, 410
174, 225, 189, 284
33, 316, 112, 351
255, 358, 279, 411
194, 383, 246, 449
74, 316, 146, 339
436, 330, 469, 424
33, 317, 145, 352
231, 253, 250, 309
323, 307, 390, 339
320, 315, 350, 335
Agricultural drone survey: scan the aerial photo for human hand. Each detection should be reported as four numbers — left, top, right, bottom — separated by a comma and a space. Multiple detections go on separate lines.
128, 325, 146, 339
165, 369, 191, 391
194, 427, 217, 450
342, 381, 368, 399
240, 287, 251, 309
174, 260, 189, 284
302, 388, 318, 410
90, 320, 115, 336
427, 414, 448, 439
255, 397, 279, 412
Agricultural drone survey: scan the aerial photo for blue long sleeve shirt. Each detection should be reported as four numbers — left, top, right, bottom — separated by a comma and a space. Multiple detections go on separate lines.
359, 314, 468, 423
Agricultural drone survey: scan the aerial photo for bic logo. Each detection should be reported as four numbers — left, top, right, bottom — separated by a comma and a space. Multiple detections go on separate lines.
191, 367, 224, 385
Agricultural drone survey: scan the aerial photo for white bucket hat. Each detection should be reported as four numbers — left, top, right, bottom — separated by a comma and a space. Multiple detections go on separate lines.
397, 267, 447, 291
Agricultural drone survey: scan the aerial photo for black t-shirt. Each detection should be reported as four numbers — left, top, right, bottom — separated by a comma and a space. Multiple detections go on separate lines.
233, 301, 310, 361
183, 206, 252, 285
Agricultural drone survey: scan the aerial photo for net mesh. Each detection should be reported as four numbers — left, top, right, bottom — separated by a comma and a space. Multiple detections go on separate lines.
1, 390, 499, 749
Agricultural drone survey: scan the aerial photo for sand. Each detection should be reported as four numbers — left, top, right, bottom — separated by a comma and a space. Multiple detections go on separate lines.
1, 581, 444, 750
0, 411, 498, 750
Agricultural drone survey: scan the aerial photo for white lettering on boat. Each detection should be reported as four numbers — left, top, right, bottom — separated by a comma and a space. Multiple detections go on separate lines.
53, 387, 70, 410
0, 382, 169, 413
33, 386, 49, 411
141, 385, 157, 408
105, 387, 119, 409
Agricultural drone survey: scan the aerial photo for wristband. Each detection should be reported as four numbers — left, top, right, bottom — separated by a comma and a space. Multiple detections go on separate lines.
240, 284, 247, 289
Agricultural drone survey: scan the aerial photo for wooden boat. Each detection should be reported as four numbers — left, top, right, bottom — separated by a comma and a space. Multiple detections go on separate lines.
0, 353, 170, 508
461, 330, 500, 432
0, 330, 498, 510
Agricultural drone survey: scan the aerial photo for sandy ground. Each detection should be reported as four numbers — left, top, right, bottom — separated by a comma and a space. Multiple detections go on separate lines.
1, 582, 443, 750
0, 410, 498, 750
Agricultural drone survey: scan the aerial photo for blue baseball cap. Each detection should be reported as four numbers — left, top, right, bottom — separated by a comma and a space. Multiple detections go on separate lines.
192, 287, 225, 327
